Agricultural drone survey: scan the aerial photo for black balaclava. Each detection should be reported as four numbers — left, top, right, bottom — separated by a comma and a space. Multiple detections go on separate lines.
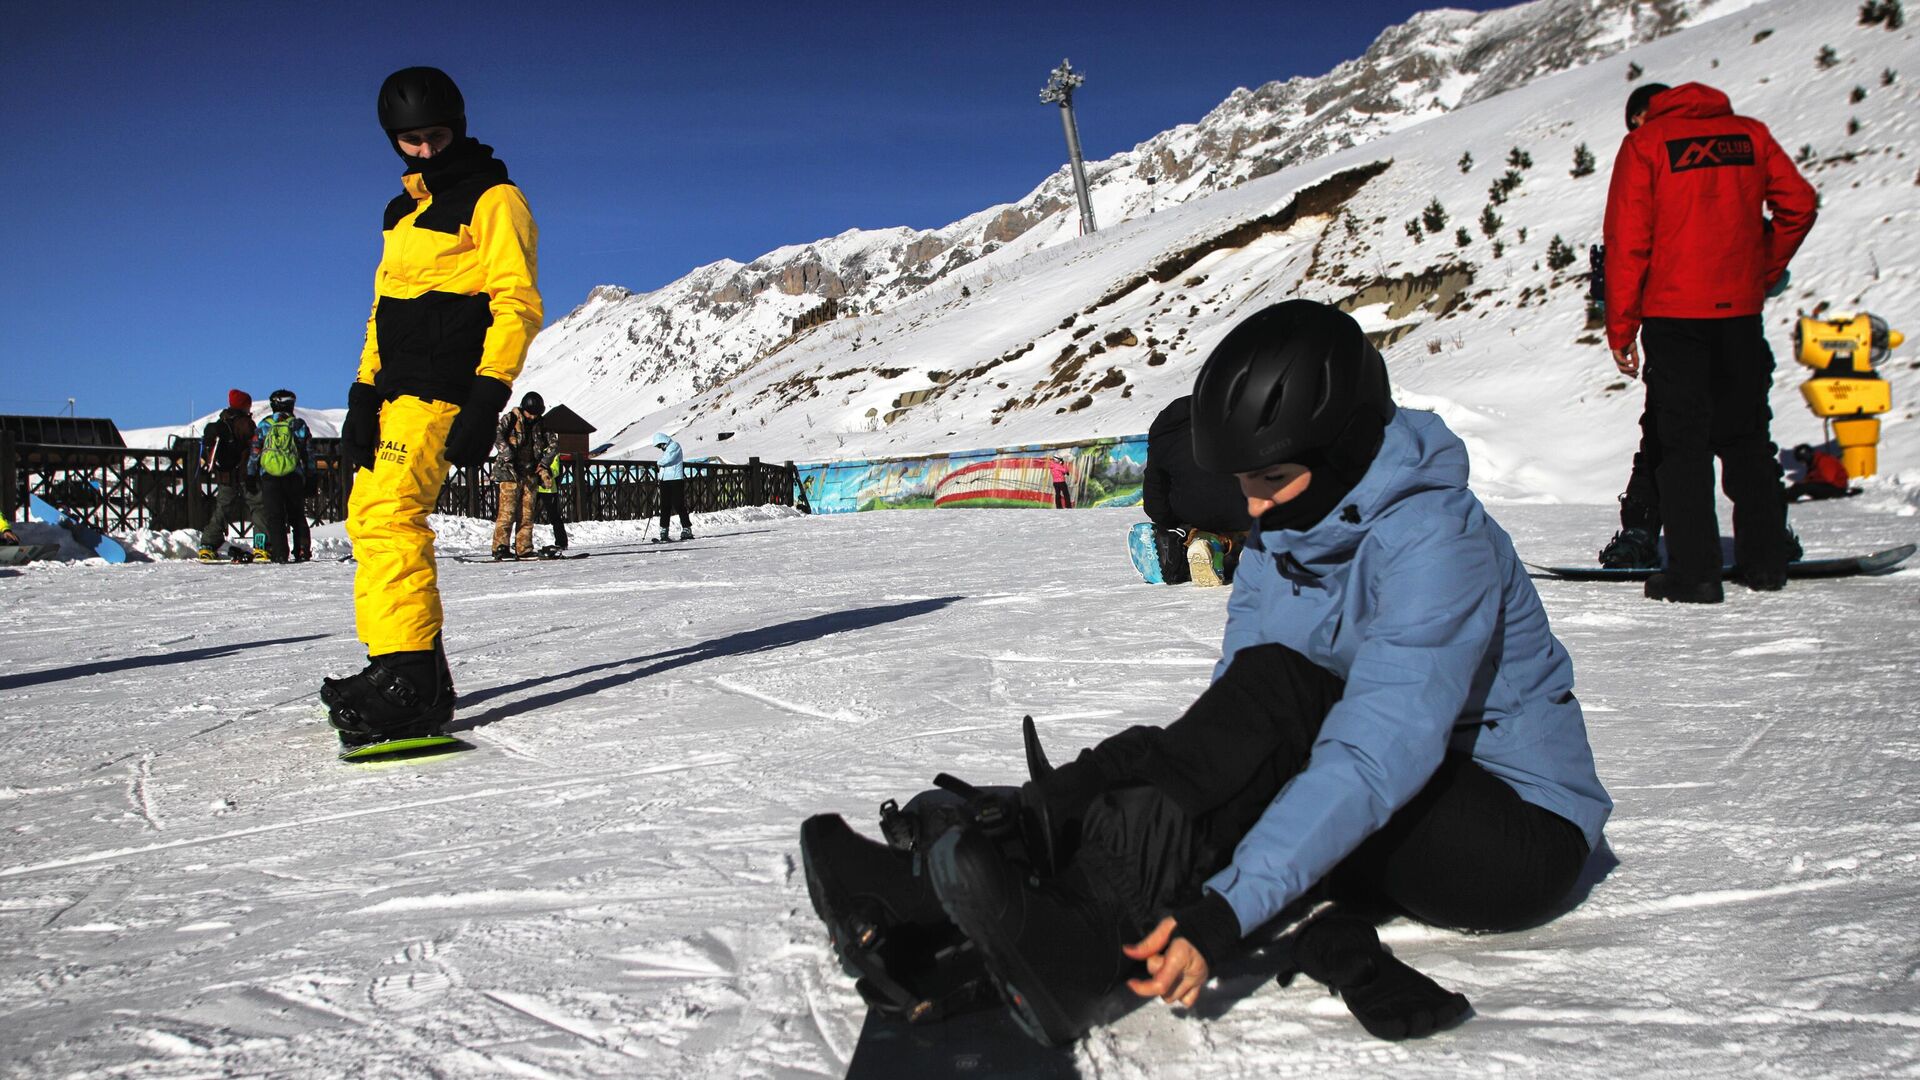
1257, 409, 1387, 534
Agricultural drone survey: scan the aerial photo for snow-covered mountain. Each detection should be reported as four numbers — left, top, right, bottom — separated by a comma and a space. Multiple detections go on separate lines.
122, 406, 346, 449
519, 0, 1919, 506
523, 0, 1770, 462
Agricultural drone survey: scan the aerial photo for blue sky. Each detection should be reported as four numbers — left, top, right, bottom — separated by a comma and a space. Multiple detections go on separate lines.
2, 1, 1511, 429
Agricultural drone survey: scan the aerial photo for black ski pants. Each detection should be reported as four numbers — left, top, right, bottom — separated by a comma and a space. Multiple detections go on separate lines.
658, 479, 691, 532
537, 491, 568, 550
1640, 315, 1789, 583
258, 474, 310, 562
1066, 643, 1589, 939
1618, 404, 1662, 533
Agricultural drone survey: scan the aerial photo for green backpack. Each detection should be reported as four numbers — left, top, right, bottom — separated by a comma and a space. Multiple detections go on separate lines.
260, 416, 300, 477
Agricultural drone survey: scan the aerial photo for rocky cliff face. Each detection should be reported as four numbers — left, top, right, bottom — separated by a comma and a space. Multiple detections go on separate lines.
520, 0, 1756, 451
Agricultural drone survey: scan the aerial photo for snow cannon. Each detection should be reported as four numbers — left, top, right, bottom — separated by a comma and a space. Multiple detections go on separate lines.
1795, 312, 1902, 478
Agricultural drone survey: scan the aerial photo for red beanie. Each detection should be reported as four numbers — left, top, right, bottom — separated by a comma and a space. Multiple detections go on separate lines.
229, 389, 251, 410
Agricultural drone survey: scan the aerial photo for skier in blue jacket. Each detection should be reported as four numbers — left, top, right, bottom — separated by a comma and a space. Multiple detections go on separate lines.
652, 432, 693, 541
800, 301, 1611, 1047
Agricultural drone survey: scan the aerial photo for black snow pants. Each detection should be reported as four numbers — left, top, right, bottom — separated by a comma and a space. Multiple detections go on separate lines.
1640, 315, 1789, 583
658, 478, 690, 532
537, 491, 568, 550
1062, 643, 1589, 940
1618, 403, 1662, 534
258, 474, 310, 562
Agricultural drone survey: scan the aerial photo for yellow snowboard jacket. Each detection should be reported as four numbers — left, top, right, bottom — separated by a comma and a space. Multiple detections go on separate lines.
357, 140, 542, 404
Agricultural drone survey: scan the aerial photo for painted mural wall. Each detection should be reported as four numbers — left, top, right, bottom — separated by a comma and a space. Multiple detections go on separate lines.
798, 436, 1147, 514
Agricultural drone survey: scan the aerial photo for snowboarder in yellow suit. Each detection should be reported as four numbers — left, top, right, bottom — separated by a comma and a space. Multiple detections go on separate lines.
321, 67, 542, 745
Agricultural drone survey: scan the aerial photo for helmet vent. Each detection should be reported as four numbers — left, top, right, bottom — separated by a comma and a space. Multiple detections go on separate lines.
1223, 369, 1251, 414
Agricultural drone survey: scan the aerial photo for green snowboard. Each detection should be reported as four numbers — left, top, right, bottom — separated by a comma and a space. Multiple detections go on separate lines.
338, 734, 467, 762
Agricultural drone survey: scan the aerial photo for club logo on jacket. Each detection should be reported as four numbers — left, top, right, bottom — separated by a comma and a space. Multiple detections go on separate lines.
378, 439, 409, 466
1665, 134, 1756, 173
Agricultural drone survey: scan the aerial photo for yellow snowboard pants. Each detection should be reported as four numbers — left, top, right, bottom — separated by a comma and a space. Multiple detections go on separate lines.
346, 395, 458, 656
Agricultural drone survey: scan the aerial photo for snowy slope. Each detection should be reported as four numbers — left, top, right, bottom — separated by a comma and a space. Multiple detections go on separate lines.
520, 0, 1920, 507
2, 504, 1917, 1076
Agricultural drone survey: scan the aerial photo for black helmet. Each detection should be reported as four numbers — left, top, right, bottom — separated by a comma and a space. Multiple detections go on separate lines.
1792, 443, 1814, 462
269, 389, 296, 414
378, 67, 466, 137
520, 391, 544, 416
1625, 82, 1670, 131
1190, 300, 1394, 475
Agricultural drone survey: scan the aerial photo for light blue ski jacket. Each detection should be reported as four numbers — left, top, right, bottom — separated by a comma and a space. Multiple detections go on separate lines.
653, 434, 685, 481
1203, 407, 1611, 936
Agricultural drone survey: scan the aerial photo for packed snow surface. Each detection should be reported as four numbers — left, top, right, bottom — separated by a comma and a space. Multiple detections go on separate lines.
2, 502, 1917, 1077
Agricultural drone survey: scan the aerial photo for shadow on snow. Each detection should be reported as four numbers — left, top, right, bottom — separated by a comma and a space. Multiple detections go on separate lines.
0, 633, 332, 692
450, 597, 964, 731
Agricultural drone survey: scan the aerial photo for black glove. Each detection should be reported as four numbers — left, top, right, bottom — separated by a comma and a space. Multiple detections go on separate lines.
443, 377, 512, 468
1291, 913, 1470, 1040
340, 382, 382, 474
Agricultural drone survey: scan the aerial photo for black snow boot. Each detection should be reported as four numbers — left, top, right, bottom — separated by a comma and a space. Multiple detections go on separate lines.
1291, 913, 1471, 1041
800, 813, 993, 1023
1597, 526, 1660, 569
1644, 572, 1724, 605
927, 824, 1134, 1046
320, 650, 452, 746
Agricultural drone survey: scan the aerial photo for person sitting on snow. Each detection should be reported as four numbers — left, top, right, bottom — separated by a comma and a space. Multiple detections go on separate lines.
800, 300, 1611, 1047
1143, 394, 1252, 586
1785, 443, 1856, 503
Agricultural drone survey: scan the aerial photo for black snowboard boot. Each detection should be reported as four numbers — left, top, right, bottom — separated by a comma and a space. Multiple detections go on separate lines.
320, 650, 453, 746
801, 813, 992, 1022
927, 824, 1133, 1046
1597, 526, 1659, 569
1644, 573, 1723, 604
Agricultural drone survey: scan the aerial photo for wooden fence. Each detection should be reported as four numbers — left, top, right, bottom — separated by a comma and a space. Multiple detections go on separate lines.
0, 431, 808, 539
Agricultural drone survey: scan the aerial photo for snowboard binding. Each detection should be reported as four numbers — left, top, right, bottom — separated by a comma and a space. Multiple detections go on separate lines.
801, 812, 995, 1024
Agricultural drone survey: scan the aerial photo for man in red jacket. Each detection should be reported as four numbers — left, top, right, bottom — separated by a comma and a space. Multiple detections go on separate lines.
1604, 81, 1817, 602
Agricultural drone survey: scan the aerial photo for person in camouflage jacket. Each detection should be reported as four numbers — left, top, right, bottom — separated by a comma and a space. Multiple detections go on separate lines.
490, 391, 553, 559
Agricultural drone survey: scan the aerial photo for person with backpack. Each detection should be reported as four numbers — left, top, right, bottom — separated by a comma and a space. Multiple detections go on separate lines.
491, 391, 552, 560
800, 301, 1610, 1047
1602, 81, 1817, 601
321, 66, 542, 749
534, 445, 569, 555
249, 389, 315, 563
195, 390, 268, 562
653, 432, 692, 541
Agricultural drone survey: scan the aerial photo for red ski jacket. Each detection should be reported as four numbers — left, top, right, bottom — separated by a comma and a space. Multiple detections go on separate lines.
1603, 83, 1817, 351
1806, 449, 1848, 488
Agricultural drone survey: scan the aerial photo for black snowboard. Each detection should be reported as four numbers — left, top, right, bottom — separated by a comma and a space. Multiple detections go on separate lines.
845, 1005, 1077, 1080
1531, 543, 1915, 582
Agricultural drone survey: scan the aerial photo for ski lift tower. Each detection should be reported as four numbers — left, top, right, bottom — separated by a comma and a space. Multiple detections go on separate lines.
1040, 59, 1098, 236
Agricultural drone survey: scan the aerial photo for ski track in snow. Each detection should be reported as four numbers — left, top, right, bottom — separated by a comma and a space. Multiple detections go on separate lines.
1, 504, 1917, 1077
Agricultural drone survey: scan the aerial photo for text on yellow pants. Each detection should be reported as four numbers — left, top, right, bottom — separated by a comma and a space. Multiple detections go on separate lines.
347, 395, 459, 656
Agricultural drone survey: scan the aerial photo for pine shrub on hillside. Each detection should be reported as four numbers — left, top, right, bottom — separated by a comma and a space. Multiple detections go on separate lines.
1406, 218, 1425, 244
1507, 147, 1533, 171
1479, 204, 1503, 237
1455, 227, 1472, 248
1458, 151, 1474, 174
1571, 143, 1596, 177
1627, 62, 1643, 80
1817, 46, 1840, 69
1422, 198, 1449, 234
1546, 235, 1577, 271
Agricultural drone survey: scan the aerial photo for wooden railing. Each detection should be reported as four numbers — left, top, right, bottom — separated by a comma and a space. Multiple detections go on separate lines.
0, 431, 808, 539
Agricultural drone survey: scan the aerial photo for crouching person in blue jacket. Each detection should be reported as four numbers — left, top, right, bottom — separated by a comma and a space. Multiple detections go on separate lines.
799, 300, 1611, 1047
